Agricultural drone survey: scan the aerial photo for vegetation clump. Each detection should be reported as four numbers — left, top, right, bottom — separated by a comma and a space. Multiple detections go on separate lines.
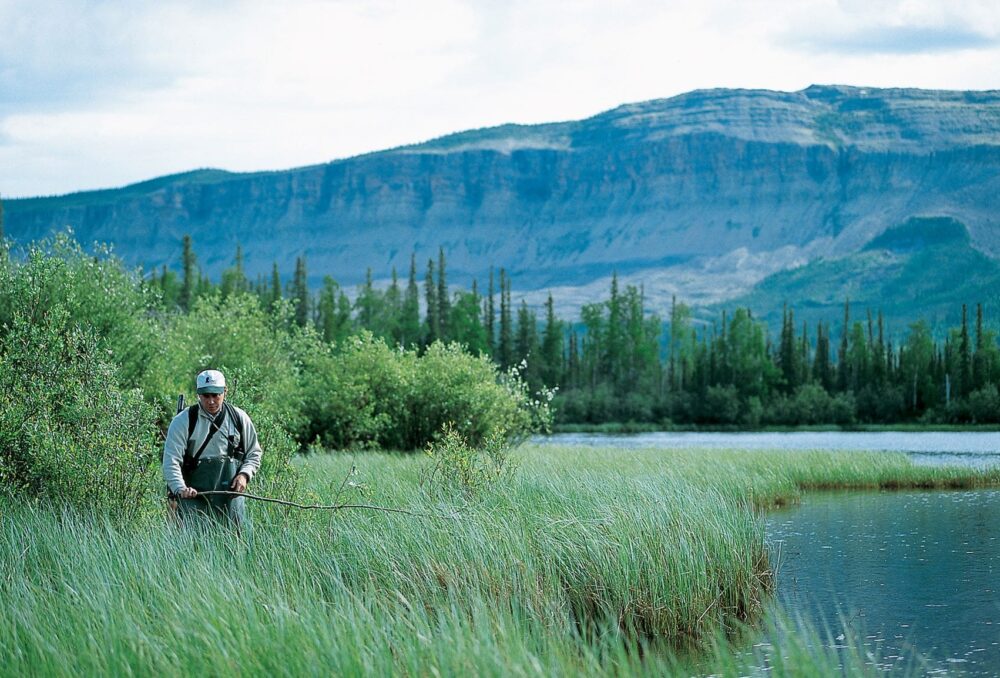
2, 445, 994, 675
0, 307, 158, 519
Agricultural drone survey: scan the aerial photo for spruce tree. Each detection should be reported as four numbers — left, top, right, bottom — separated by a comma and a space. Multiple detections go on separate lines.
220, 244, 248, 298
498, 268, 513, 369
270, 263, 282, 308
485, 267, 496, 354
316, 276, 353, 345
605, 273, 624, 385
779, 305, 799, 392
974, 303, 987, 390
813, 322, 832, 391
799, 320, 810, 385
567, 332, 580, 389
959, 303, 972, 397
356, 268, 376, 330
515, 300, 541, 388
386, 267, 402, 345
437, 247, 450, 342
837, 299, 850, 392
400, 254, 422, 347
180, 234, 196, 312
447, 282, 488, 355
541, 292, 564, 387
292, 257, 309, 327
424, 258, 439, 344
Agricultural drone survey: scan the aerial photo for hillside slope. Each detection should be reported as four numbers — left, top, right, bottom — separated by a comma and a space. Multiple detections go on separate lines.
725, 217, 1000, 335
5, 85, 1000, 324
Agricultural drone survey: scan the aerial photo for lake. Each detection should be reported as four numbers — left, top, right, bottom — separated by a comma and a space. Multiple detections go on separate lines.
768, 490, 1000, 675
534, 430, 1000, 469
536, 431, 1000, 673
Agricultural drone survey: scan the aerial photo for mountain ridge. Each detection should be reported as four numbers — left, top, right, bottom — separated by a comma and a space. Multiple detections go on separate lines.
5, 84, 1000, 325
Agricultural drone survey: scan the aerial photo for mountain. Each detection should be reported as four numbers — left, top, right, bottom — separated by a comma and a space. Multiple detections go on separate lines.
5, 85, 1000, 325
724, 217, 1000, 335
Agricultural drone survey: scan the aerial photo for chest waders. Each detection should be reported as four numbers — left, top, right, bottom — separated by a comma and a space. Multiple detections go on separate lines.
178, 404, 248, 527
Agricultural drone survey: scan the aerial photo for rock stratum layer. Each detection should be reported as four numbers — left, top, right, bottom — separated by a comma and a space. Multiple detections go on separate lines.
6, 85, 1000, 317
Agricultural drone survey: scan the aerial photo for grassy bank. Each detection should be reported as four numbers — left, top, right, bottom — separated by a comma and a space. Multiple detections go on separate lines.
2, 445, 997, 675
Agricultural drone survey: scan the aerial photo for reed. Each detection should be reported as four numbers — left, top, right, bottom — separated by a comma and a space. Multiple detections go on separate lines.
1, 444, 993, 675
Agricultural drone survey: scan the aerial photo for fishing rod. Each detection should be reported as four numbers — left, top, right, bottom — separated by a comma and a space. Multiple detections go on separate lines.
176, 393, 455, 520
196, 490, 457, 519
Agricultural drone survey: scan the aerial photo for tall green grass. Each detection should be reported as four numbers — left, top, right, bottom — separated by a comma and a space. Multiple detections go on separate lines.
2, 445, 995, 675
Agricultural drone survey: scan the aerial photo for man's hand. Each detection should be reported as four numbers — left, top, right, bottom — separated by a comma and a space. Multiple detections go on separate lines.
179, 487, 198, 499
230, 473, 248, 493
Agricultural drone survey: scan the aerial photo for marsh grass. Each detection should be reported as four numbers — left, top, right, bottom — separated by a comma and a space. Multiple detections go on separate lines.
2, 445, 995, 675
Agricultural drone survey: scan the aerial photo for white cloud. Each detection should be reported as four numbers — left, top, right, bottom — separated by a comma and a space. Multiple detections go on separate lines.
1, 0, 999, 197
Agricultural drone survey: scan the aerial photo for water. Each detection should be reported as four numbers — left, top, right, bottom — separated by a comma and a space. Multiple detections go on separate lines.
535, 431, 1000, 672
534, 431, 1000, 469
768, 490, 1000, 675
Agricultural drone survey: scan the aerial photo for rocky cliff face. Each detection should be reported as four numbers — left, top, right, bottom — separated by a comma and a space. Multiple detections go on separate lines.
6, 85, 1000, 316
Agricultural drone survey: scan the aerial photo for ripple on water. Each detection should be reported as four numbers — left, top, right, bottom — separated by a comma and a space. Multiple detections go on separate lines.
766, 489, 1000, 676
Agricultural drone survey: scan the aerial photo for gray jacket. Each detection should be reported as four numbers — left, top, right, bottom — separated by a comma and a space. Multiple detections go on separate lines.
161, 403, 263, 495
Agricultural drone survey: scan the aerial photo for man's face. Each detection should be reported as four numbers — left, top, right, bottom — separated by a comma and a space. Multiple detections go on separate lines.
198, 390, 226, 415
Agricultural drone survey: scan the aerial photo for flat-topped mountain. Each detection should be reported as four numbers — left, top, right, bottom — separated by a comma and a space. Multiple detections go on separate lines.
5, 85, 1000, 324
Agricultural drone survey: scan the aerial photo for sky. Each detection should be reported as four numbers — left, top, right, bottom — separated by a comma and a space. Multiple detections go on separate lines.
2, 0, 999, 198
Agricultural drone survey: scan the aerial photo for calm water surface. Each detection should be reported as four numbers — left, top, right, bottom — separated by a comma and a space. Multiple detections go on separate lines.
536, 432, 1000, 673
534, 431, 1000, 469
768, 490, 1000, 675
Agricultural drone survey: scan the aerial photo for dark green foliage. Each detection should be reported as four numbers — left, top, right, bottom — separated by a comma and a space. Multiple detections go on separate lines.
424, 258, 439, 344
437, 247, 450, 341
292, 256, 309, 327
449, 286, 489, 355
0, 306, 158, 518
400, 254, 422, 347
541, 293, 564, 388
0, 234, 159, 386
515, 300, 541, 389
180, 234, 196, 312
315, 276, 352, 344
270, 262, 282, 307
220, 244, 248, 298
498, 269, 513, 369
299, 334, 548, 450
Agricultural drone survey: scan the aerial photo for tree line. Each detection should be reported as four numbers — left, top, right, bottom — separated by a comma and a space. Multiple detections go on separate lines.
146, 236, 1000, 427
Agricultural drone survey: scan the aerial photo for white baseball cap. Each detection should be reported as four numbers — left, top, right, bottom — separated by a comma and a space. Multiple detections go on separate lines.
196, 369, 226, 394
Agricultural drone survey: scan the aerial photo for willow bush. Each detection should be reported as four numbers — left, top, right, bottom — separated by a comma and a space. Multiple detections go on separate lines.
299, 332, 551, 451
0, 307, 159, 519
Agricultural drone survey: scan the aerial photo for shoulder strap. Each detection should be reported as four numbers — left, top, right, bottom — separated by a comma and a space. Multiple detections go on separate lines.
225, 403, 248, 458
187, 406, 227, 465
187, 404, 198, 439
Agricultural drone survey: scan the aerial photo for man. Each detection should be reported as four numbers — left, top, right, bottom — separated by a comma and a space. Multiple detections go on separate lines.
162, 369, 263, 526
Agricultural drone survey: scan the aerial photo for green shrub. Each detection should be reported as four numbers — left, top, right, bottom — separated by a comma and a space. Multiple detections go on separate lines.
0, 232, 159, 386
968, 385, 1000, 424
223, 367, 301, 501
420, 424, 517, 497
0, 306, 159, 519
299, 332, 413, 450
409, 343, 538, 449
300, 336, 552, 451
144, 293, 305, 432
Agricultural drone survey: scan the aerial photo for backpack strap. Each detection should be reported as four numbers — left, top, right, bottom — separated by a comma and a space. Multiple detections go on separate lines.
184, 406, 227, 470
224, 402, 248, 462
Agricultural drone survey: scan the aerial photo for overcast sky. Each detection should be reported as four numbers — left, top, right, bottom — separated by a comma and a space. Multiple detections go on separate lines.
2, 0, 999, 198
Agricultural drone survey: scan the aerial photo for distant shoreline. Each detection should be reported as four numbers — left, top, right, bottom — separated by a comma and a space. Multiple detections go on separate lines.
551, 422, 1000, 434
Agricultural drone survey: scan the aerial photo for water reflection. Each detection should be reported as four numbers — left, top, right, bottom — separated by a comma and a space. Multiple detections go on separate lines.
767, 490, 1000, 675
